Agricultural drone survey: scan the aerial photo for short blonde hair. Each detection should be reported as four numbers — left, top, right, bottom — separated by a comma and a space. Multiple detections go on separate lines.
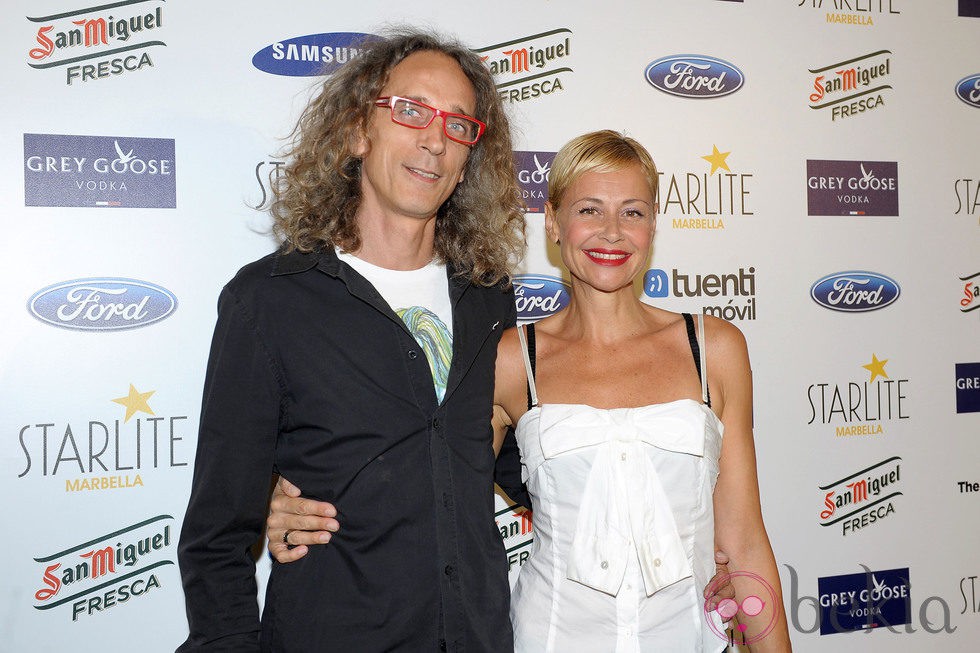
548, 130, 659, 210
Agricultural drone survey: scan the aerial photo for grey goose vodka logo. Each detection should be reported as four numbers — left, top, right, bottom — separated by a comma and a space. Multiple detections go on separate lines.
806, 160, 898, 216
24, 133, 175, 208
28, 278, 178, 331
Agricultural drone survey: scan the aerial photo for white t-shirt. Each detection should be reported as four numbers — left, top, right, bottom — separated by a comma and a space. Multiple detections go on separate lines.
337, 251, 453, 402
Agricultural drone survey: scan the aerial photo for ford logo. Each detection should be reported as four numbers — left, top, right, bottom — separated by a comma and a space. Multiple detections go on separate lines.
954, 74, 980, 108
513, 274, 570, 322
252, 33, 383, 77
810, 271, 900, 313
644, 55, 744, 98
28, 278, 178, 331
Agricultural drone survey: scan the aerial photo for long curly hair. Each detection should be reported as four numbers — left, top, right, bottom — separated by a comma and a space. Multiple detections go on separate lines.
270, 28, 526, 287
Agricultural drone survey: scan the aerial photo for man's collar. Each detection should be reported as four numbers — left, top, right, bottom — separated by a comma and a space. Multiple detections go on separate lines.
269, 248, 339, 277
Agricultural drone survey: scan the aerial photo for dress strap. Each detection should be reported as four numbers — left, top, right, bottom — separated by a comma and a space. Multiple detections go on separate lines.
682, 313, 711, 407
516, 323, 539, 409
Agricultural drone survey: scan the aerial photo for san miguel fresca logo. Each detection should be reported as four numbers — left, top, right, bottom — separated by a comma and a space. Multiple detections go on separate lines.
513, 274, 570, 323
496, 504, 533, 573
806, 160, 898, 216
955, 74, 980, 108
817, 567, 911, 634
644, 55, 744, 99
514, 151, 555, 213
475, 28, 572, 104
819, 456, 902, 536
644, 266, 757, 321
24, 134, 176, 208
798, 0, 900, 26
28, 278, 177, 331
33, 515, 175, 620
955, 362, 980, 414
251, 32, 383, 76
657, 145, 753, 230
809, 50, 892, 121
811, 271, 900, 312
18, 384, 189, 491
961, 272, 980, 316
807, 353, 909, 437
27, 0, 166, 85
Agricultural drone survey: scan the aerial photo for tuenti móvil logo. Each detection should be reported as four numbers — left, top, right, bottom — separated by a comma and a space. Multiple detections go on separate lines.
33, 515, 175, 621
514, 151, 555, 213
644, 55, 744, 99
513, 274, 570, 323
644, 266, 756, 321
806, 160, 898, 216
955, 74, 980, 108
26, 0, 166, 85
28, 278, 177, 331
817, 567, 911, 635
24, 133, 175, 208
811, 271, 900, 312
956, 362, 980, 414
819, 456, 902, 536
252, 32, 383, 76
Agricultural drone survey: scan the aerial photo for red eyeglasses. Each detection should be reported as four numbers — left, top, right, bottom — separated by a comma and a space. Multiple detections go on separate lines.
375, 96, 486, 145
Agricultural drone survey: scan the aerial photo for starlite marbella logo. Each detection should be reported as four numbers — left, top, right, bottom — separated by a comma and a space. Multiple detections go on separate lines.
953, 176, 980, 225
252, 32, 382, 76
17, 384, 190, 491
514, 151, 555, 213
644, 266, 757, 321
819, 457, 902, 536
28, 278, 177, 331
33, 515, 175, 621
26, 0, 166, 85
806, 353, 909, 437
24, 134, 176, 208
475, 28, 573, 104
809, 50, 892, 121
797, 0, 900, 26
513, 274, 570, 323
810, 271, 899, 312
817, 567, 911, 634
955, 74, 980, 108
806, 160, 898, 216
657, 145, 753, 230
644, 55, 744, 99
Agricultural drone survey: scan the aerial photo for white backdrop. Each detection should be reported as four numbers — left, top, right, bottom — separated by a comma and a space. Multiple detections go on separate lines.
2, 1, 978, 651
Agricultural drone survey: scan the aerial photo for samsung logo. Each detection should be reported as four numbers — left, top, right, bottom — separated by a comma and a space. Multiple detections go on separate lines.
513, 274, 570, 322
252, 33, 382, 77
644, 55, 744, 98
810, 271, 900, 312
955, 74, 980, 108
28, 278, 177, 331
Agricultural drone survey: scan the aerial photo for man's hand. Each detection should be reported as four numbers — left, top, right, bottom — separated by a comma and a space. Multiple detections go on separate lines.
703, 550, 736, 612
266, 477, 340, 563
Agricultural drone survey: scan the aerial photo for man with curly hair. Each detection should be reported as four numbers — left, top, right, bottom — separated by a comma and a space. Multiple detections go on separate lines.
177, 29, 526, 652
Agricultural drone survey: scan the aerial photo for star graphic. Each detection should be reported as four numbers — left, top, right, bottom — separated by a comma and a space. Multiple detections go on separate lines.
862, 354, 889, 384
111, 384, 155, 422
701, 145, 732, 175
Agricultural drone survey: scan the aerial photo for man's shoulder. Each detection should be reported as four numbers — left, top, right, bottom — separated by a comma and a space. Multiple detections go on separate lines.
226, 249, 329, 291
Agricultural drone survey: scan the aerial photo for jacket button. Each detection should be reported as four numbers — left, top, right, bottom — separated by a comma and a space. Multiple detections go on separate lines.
408, 350, 418, 359
433, 418, 442, 430
445, 565, 455, 576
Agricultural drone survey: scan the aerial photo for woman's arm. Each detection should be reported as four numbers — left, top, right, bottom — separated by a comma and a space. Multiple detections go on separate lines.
708, 317, 792, 652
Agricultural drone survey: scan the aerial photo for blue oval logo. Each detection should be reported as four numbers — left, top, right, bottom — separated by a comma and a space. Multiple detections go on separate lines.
810, 271, 900, 313
644, 55, 744, 98
955, 74, 980, 108
513, 274, 570, 323
252, 32, 383, 77
28, 278, 178, 331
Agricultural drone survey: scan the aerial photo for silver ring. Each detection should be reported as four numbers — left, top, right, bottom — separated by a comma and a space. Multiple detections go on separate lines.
283, 529, 294, 545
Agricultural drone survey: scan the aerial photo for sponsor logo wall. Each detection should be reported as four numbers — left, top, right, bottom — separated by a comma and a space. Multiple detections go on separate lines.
2, 1, 977, 651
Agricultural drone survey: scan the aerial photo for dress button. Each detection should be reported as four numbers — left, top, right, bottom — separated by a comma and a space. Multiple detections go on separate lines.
654, 558, 662, 567
600, 561, 608, 569
620, 453, 627, 461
